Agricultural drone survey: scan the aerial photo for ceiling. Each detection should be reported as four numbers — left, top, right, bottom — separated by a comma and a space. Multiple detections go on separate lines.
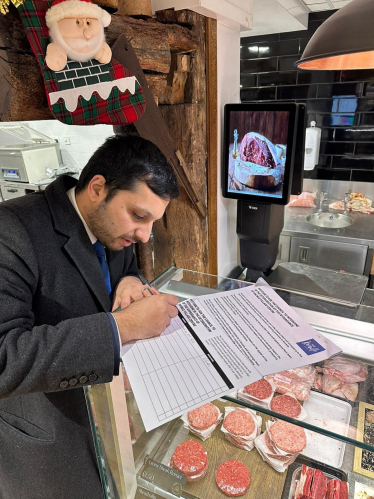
300, 0, 352, 12
241, 0, 353, 37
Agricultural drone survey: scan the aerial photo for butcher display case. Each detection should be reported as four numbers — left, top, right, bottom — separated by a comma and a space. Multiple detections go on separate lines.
84, 267, 374, 499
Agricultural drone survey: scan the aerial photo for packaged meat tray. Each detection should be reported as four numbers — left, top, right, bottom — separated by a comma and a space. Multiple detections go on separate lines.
170, 440, 208, 482
289, 464, 349, 499
215, 460, 251, 497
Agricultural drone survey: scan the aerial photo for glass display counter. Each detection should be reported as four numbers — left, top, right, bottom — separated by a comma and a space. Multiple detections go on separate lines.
85, 267, 374, 499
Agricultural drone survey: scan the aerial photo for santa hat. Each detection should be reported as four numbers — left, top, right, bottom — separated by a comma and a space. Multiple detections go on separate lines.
46, 0, 111, 28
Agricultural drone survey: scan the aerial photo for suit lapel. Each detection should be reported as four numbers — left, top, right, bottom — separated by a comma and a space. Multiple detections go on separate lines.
45, 175, 112, 312
64, 227, 112, 312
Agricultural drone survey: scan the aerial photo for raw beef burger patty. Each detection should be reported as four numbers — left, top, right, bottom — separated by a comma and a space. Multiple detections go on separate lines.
216, 460, 251, 497
223, 410, 255, 436
269, 420, 306, 454
188, 403, 218, 430
270, 394, 302, 418
239, 132, 277, 168
171, 440, 207, 475
243, 378, 273, 400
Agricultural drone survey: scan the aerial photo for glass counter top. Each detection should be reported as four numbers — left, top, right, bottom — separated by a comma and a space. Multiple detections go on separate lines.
85, 267, 374, 499
149, 267, 374, 454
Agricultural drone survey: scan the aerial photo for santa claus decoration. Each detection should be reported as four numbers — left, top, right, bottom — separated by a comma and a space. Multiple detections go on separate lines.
3, 0, 146, 125
45, 0, 112, 71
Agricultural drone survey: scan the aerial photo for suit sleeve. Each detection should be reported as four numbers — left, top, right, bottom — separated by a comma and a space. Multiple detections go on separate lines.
0, 207, 115, 399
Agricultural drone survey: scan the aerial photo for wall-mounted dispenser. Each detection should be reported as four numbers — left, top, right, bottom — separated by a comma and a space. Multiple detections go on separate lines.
304, 121, 321, 171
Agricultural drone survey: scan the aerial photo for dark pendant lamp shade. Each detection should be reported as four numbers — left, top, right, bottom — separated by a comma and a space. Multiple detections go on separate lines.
296, 0, 374, 70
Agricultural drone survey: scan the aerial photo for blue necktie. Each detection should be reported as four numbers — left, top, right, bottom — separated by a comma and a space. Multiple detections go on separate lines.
93, 241, 112, 297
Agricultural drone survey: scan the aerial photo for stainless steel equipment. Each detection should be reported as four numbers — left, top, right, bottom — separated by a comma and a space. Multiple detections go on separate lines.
0, 180, 46, 201
0, 124, 62, 184
289, 236, 368, 274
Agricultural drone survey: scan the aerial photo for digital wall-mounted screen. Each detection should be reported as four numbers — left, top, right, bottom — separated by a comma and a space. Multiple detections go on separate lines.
227, 109, 290, 200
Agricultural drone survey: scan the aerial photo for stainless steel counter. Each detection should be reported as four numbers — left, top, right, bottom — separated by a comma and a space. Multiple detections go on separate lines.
283, 206, 374, 248
282, 179, 374, 247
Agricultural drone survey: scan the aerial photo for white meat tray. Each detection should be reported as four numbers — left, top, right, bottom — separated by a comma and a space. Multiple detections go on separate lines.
288, 466, 338, 499
300, 391, 352, 468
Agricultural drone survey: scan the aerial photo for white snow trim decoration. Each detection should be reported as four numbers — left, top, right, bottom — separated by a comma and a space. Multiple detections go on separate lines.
49, 77, 138, 112
46, 1, 111, 28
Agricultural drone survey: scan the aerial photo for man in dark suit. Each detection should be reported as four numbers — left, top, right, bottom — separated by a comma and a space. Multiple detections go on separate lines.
0, 135, 179, 499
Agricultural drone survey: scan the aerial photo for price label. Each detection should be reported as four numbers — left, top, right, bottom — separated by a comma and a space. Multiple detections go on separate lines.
139, 458, 186, 497
134, 486, 166, 499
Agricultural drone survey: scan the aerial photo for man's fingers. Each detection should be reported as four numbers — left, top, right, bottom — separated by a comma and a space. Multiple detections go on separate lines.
151, 286, 160, 295
131, 290, 144, 301
165, 294, 179, 306
120, 297, 132, 309
167, 303, 179, 318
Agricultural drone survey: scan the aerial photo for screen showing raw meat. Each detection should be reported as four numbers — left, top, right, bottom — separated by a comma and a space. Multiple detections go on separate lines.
227, 110, 290, 199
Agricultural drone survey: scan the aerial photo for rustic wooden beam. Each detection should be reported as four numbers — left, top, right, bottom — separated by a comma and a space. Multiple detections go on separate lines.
160, 53, 190, 105
153, 10, 209, 275
135, 241, 155, 282
206, 17, 218, 276
0, 49, 51, 121
116, 0, 152, 17
106, 14, 199, 55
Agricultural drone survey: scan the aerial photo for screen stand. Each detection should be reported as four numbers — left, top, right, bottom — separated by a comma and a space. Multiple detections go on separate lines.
237, 201, 284, 282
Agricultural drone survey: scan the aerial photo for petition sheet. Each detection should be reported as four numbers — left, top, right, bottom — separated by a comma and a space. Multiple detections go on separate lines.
179, 281, 342, 376
121, 282, 341, 432
121, 313, 261, 432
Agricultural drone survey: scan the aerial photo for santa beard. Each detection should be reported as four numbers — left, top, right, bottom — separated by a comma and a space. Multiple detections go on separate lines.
49, 22, 105, 63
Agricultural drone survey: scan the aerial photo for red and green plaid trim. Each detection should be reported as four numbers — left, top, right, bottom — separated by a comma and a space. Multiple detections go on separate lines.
17, 0, 146, 125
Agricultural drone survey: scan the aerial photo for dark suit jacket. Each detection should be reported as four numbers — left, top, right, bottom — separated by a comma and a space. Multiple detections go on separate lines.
0, 175, 138, 499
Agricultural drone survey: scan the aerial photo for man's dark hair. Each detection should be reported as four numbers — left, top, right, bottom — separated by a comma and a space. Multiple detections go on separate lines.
75, 135, 179, 202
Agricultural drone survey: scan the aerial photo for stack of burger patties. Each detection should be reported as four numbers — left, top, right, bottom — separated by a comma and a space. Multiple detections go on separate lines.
221, 407, 262, 451
255, 420, 307, 472
182, 403, 221, 441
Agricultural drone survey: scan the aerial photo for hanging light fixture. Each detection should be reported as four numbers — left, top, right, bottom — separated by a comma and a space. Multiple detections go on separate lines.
295, 0, 374, 70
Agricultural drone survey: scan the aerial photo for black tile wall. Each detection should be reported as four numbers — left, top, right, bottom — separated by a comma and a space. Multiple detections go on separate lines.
240, 10, 374, 182
258, 71, 297, 87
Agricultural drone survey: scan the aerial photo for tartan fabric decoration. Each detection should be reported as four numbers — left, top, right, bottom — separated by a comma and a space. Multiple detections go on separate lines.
17, 0, 146, 125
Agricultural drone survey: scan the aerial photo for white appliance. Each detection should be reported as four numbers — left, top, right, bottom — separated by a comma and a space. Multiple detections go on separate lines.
0, 124, 62, 184
304, 121, 321, 171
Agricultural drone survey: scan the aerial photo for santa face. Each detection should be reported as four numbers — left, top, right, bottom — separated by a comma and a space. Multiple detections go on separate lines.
49, 17, 105, 62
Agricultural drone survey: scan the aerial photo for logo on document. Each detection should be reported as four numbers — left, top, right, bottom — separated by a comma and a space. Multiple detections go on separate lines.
296, 339, 325, 355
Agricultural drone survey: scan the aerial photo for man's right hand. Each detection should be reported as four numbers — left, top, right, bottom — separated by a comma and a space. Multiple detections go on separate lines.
113, 294, 179, 344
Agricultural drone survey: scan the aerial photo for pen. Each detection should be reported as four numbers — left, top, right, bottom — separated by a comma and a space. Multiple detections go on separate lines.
137, 273, 156, 296
113, 274, 155, 312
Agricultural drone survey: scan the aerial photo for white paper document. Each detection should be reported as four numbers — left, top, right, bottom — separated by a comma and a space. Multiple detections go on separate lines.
121, 282, 342, 432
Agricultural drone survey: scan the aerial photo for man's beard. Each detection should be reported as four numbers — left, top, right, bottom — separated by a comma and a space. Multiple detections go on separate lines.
87, 201, 140, 251
49, 23, 105, 62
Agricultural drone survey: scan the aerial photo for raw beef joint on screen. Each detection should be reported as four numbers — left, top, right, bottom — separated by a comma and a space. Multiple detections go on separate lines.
239, 132, 278, 169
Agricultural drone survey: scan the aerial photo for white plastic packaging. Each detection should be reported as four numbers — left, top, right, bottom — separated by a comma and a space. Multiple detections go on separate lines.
181, 405, 222, 441
221, 407, 262, 451
304, 121, 321, 171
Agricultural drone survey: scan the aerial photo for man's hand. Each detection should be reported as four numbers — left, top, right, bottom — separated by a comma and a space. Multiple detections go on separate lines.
112, 276, 159, 311
113, 294, 179, 343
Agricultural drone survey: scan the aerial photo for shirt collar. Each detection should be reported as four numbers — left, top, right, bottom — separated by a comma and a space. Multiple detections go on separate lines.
67, 187, 97, 245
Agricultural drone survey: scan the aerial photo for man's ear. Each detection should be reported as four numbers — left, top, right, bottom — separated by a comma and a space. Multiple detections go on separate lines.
87, 175, 107, 203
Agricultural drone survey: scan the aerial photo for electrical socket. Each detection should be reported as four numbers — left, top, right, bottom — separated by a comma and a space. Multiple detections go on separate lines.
64, 137, 71, 145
